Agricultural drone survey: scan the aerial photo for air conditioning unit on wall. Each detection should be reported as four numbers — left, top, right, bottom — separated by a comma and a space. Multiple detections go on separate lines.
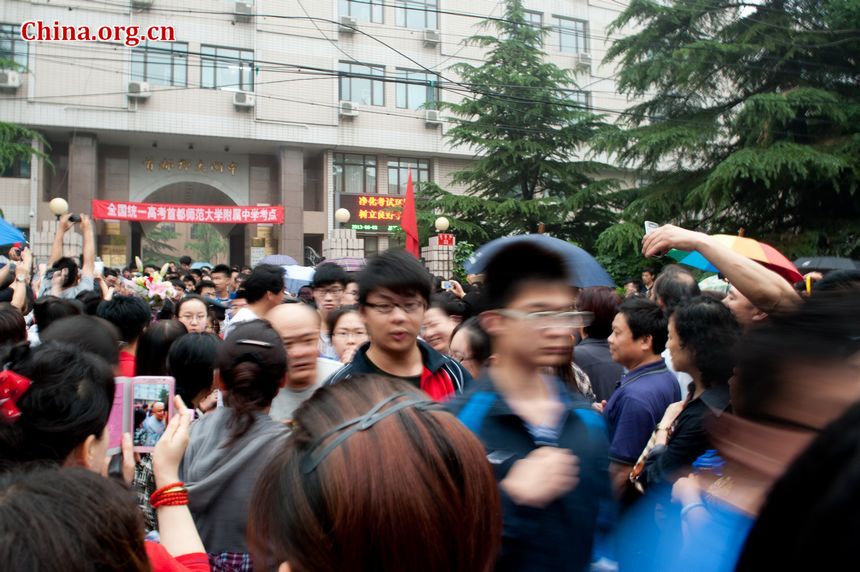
0, 70, 22, 89
233, 91, 255, 108
424, 109, 442, 126
339, 100, 359, 117
127, 81, 151, 99
339, 16, 357, 34
234, 1, 254, 22
423, 29, 441, 47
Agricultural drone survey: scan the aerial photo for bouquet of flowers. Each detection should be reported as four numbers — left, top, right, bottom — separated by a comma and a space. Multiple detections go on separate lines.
126, 260, 178, 309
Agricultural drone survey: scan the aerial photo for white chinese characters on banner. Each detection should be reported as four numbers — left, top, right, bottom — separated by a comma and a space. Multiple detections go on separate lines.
91, 200, 285, 224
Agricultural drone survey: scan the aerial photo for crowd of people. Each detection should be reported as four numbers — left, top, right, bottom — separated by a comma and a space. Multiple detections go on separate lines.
2, 214, 860, 571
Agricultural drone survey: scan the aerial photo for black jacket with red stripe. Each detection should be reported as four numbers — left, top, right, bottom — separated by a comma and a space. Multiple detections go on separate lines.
322, 339, 472, 400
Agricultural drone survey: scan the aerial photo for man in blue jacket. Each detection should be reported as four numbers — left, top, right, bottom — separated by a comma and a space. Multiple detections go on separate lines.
447, 240, 612, 571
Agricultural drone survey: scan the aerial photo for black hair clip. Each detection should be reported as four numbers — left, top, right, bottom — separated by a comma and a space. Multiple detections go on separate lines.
300, 391, 440, 474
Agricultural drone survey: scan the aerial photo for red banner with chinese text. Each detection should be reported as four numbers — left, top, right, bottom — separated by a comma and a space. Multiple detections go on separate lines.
91, 200, 284, 224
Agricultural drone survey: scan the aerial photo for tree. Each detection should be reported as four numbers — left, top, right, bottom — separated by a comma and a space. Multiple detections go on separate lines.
186, 224, 227, 264
0, 58, 49, 173
420, 0, 621, 251
598, 0, 860, 260
142, 223, 180, 266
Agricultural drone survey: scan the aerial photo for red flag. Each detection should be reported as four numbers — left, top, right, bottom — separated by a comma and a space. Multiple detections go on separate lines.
401, 170, 420, 258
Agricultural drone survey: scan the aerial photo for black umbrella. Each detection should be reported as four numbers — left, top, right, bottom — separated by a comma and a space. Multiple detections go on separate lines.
793, 256, 859, 272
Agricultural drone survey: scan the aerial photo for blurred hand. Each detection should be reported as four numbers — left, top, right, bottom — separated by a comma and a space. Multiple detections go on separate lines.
101, 432, 135, 486
593, 399, 607, 413
20, 247, 32, 270
58, 213, 74, 233
448, 279, 466, 299
501, 447, 580, 508
642, 224, 707, 258
152, 396, 192, 487
79, 214, 92, 233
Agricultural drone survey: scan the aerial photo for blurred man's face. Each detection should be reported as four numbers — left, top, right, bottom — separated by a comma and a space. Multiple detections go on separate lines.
488, 282, 576, 369
642, 271, 656, 288
608, 312, 650, 370
723, 286, 763, 326
199, 286, 215, 299
229, 297, 248, 319
342, 282, 359, 306
153, 403, 166, 421
212, 272, 229, 294
313, 283, 345, 318
360, 288, 425, 356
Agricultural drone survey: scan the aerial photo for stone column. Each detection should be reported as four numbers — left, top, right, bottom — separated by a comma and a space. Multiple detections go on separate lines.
68, 133, 98, 216
278, 147, 304, 261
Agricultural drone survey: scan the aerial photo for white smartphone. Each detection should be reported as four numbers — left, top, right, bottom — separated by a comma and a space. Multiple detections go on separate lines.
644, 221, 660, 236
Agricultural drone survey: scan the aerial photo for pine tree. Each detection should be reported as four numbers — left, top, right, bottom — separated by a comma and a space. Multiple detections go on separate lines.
419, 0, 621, 251
598, 0, 860, 259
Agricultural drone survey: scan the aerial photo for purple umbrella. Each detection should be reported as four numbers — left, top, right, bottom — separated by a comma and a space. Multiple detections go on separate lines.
259, 254, 298, 266
320, 257, 366, 272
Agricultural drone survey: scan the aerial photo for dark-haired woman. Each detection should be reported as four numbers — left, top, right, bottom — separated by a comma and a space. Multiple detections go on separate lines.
0, 342, 210, 571
136, 319, 188, 376
638, 297, 740, 489
180, 320, 289, 570
248, 375, 501, 572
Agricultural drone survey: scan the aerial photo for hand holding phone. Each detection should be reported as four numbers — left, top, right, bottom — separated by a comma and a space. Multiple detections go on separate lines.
441, 280, 452, 291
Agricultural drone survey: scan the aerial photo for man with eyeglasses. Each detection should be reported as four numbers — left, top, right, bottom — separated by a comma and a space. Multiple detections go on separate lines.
446, 240, 612, 572
324, 249, 472, 401
311, 262, 349, 360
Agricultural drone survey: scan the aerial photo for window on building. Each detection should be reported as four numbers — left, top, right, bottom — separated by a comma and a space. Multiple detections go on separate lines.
564, 90, 591, 110
339, 62, 385, 106
1, 156, 30, 179
395, 0, 438, 30
334, 154, 377, 194
131, 41, 188, 86
201, 45, 254, 91
395, 69, 438, 110
554, 17, 588, 54
387, 158, 430, 195
0, 23, 28, 68
524, 10, 543, 44
339, 0, 383, 23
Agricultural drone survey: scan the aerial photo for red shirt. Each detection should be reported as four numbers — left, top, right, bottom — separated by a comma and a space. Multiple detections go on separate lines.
118, 350, 136, 377
146, 542, 210, 572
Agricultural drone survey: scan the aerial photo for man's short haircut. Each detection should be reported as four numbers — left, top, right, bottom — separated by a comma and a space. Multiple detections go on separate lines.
358, 250, 432, 305
643, 267, 658, 276
96, 295, 151, 344
483, 242, 569, 310
190, 269, 203, 279
429, 294, 467, 318
313, 263, 349, 289
75, 290, 103, 316
40, 315, 122, 366
211, 264, 231, 278
194, 280, 216, 295
654, 265, 701, 315
179, 256, 192, 266
242, 264, 286, 303
33, 296, 83, 334
52, 257, 80, 289
618, 297, 669, 354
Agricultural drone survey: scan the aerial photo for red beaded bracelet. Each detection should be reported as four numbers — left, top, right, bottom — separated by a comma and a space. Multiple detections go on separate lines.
150, 482, 188, 508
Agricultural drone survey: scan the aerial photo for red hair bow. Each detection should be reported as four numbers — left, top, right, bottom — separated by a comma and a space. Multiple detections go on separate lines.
0, 370, 32, 422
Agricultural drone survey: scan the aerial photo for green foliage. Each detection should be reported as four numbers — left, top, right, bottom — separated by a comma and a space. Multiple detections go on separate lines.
599, 0, 860, 258
420, 0, 622, 252
0, 58, 50, 172
143, 224, 180, 266
185, 224, 227, 264
453, 241, 475, 283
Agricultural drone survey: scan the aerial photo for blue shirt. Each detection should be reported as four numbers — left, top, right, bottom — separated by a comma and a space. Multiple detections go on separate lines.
603, 359, 680, 464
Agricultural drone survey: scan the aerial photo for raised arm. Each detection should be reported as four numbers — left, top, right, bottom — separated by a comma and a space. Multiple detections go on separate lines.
642, 225, 800, 314
49, 214, 73, 267
79, 214, 95, 279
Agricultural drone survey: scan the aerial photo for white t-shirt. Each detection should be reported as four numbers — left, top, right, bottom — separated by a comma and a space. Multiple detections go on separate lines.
662, 348, 692, 401
222, 306, 260, 338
